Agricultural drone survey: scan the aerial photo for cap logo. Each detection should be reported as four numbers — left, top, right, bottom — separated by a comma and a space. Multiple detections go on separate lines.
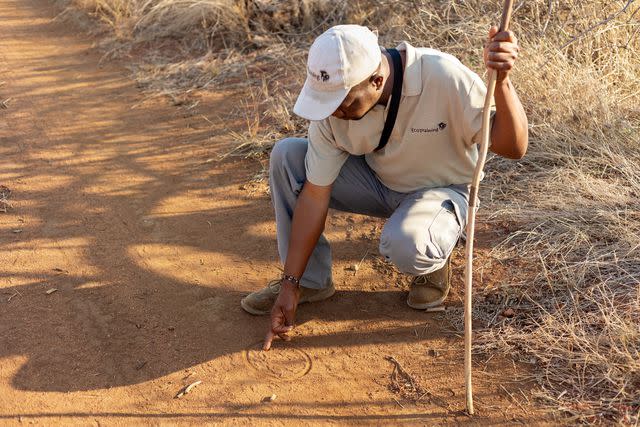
309, 68, 330, 82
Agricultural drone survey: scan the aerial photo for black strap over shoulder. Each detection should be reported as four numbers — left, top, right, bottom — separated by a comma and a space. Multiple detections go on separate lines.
375, 48, 403, 152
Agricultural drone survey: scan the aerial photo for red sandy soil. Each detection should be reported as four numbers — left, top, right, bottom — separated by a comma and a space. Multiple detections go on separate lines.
0, 1, 549, 425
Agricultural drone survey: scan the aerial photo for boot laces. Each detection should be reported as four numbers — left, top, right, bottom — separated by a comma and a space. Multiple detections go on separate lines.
267, 279, 282, 294
412, 274, 429, 286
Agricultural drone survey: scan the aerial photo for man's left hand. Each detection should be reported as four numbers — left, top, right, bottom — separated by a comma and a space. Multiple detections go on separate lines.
484, 26, 520, 82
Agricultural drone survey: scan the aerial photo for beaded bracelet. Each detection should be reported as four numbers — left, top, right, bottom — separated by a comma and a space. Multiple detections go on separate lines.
281, 273, 301, 288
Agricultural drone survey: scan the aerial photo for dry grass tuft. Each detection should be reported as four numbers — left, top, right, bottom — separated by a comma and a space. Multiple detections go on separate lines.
420, 2, 639, 424
0, 185, 12, 213
58, 0, 640, 424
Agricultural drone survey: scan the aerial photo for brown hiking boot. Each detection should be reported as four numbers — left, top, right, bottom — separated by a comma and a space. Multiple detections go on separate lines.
407, 257, 452, 309
241, 279, 336, 315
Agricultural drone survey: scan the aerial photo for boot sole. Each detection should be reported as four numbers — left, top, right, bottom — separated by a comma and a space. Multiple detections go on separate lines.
301, 285, 336, 303
406, 294, 447, 310
240, 285, 336, 316
240, 298, 272, 316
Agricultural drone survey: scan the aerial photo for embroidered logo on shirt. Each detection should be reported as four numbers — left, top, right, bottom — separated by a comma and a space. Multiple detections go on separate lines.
411, 122, 447, 133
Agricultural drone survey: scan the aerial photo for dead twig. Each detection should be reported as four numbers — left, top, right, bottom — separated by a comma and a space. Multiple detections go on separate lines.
500, 384, 529, 414
541, 0, 553, 35
174, 380, 202, 398
561, 0, 637, 48
393, 397, 405, 408
385, 356, 425, 402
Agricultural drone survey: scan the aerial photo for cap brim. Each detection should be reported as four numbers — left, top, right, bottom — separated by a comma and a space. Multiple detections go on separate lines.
293, 79, 349, 121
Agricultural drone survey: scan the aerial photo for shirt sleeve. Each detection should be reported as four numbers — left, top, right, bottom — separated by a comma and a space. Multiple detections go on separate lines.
305, 120, 349, 186
460, 74, 496, 147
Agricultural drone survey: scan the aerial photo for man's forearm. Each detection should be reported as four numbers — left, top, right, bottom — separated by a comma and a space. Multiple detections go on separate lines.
283, 181, 331, 279
490, 77, 528, 159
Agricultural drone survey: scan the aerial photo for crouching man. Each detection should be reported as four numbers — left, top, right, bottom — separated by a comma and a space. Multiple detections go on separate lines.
240, 25, 528, 350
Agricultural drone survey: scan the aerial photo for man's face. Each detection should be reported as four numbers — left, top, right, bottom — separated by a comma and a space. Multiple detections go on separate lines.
331, 74, 384, 121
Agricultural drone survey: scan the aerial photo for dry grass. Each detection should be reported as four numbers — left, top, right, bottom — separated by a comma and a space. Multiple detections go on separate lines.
56, 0, 345, 148
0, 185, 12, 213
57, 0, 640, 424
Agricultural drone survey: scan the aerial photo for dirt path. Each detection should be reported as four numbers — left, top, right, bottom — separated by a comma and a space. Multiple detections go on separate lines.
0, 1, 543, 425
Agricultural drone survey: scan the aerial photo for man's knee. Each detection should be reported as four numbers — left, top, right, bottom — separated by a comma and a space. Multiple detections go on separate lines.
269, 137, 307, 173
379, 231, 429, 275
379, 227, 452, 276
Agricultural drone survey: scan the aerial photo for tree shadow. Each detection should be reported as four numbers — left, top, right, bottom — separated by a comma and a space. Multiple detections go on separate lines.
0, 0, 455, 396
0, 5, 533, 426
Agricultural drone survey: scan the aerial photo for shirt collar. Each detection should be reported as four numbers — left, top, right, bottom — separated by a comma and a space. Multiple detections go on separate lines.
395, 41, 423, 97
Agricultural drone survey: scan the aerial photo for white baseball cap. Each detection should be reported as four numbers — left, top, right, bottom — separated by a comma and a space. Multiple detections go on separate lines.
293, 25, 382, 121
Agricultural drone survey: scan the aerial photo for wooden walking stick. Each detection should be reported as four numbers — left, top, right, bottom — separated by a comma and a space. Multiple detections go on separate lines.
464, 0, 514, 415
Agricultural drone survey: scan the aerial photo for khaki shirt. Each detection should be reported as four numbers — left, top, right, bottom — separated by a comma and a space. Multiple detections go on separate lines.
305, 41, 494, 193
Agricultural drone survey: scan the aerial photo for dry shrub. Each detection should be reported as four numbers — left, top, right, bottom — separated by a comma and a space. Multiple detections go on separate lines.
58, 0, 345, 68
57, 0, 640, 423
414, 1, 639, 424
0, 185, 12, 213
133, 1, 249, 44
57, 0, 346, 146
398, 1, 639, 424
481, 123, 640, 423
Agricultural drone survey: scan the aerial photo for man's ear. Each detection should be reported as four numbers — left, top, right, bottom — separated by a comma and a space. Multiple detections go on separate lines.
372, 74, 385, 90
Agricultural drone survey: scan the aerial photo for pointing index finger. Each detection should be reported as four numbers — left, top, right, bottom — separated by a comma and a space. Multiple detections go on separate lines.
263, 330, 275, 351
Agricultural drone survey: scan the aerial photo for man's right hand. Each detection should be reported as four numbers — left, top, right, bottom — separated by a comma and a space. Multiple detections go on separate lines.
263, 280, 300, 351
262, 180, 332, 351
